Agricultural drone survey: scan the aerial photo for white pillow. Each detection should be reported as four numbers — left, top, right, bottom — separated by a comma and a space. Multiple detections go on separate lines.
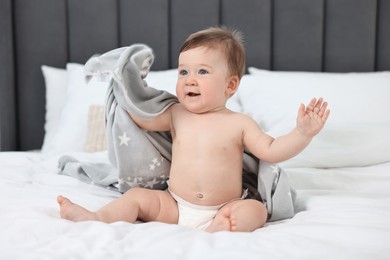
41, 65, 68, 153
42, 66, 178, 154
240, 68, 390, 167
41, 65, 243, 154
146, 69, 178, 95
48, 63, 109, 154
283, 122, 390, 168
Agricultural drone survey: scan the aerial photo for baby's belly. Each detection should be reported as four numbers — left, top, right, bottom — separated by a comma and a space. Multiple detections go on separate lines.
168, 167, 243, 206
169, 141, 244, 206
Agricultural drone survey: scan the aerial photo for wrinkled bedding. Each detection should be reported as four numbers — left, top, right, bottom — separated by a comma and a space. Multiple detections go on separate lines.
1, 151, 390, 260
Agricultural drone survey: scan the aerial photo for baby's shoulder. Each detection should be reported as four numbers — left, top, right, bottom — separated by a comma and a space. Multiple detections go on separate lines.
169, 103, 185, 115
228, 111, 260, 130
229, 110, 255, 122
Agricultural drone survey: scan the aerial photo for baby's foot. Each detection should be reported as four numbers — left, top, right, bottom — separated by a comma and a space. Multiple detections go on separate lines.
206, 207, 237, 233
57, 195, 98, 222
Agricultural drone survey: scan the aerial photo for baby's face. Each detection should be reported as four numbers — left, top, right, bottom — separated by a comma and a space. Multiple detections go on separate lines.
176, 46, 233, 114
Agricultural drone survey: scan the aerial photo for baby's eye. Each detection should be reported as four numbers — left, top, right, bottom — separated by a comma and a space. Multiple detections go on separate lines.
179, 69, 188, 76
198, 69, 208, 75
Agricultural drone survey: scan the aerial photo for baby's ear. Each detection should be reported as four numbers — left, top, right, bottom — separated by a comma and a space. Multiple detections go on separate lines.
226, 75, 240, 96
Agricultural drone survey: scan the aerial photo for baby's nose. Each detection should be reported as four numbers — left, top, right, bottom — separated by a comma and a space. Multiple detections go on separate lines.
185, 76, 197, 86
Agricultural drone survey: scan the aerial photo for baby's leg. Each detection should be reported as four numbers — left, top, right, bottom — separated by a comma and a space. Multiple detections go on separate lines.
57, 187, 179, 224
57, 195, 100, 221
206, 199, 267, 232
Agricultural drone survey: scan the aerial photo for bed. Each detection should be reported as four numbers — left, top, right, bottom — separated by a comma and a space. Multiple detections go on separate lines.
1, 0, 390, 259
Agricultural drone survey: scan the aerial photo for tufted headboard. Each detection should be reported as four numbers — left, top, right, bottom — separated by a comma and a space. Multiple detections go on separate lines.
1, 0, 389, 151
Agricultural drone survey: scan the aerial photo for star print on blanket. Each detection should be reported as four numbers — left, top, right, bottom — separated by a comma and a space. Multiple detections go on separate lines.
117, 156, 165, 188
118, 132, 131, 146
58, 44, 295, 222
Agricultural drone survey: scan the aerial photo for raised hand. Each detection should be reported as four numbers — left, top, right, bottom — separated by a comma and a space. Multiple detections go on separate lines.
297, 97, 330, 138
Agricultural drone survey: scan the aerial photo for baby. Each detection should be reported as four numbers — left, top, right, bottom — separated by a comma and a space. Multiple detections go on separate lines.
58, 27, 330, 232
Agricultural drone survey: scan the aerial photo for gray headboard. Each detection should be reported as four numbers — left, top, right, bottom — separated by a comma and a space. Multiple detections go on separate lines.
1, 0, 389, 151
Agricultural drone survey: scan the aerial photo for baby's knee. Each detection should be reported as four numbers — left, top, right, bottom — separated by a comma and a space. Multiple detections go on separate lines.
248, 198, 267, 211
124, 187, 150, 198
248, 199, 268, 224
234, 199, 267, 219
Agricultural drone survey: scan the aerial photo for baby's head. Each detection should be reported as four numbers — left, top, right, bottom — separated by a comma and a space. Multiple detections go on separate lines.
179, 26, 246, 79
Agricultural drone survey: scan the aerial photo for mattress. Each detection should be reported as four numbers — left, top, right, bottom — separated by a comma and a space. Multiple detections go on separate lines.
1, 151, 389, 259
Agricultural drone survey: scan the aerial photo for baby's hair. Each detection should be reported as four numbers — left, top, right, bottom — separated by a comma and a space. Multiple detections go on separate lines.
179, 26, 246, 79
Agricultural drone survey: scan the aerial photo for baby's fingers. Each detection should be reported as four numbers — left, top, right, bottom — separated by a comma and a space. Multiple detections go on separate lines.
313, 97, 324, 114
322, 108, 331, 122
306, 97, 324, 113
318, 101, 328, 117
306, 98, 317, 112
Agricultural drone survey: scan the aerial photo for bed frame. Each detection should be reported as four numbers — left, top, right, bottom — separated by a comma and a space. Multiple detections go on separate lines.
1, 0, 389, 151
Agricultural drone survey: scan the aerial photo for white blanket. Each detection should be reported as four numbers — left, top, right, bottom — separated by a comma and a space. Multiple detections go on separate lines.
1, 151, 390, 260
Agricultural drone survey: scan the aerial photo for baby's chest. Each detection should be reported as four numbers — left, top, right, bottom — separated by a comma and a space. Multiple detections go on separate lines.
174, 120, 242, 147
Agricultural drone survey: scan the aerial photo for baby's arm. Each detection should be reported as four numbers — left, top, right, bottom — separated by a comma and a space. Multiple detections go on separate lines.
128, 104, 175, 132
243, 98, 330, 163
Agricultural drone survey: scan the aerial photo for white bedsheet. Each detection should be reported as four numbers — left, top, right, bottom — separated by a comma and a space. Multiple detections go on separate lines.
1, 151, 389, 260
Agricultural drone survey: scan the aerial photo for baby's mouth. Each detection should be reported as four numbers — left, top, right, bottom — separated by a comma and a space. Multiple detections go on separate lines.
187, 92, 200, 97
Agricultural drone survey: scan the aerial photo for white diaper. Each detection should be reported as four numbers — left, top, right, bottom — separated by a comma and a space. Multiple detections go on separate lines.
168, 189, 248, 231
